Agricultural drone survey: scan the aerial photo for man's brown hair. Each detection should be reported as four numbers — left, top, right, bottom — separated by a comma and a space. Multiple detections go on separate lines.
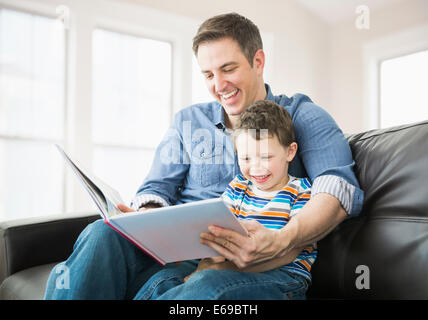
192, 12, 263, 67
235, 100, 295, 147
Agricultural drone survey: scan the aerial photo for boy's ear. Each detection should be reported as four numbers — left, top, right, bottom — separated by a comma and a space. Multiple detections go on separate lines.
286, 142, 298, 162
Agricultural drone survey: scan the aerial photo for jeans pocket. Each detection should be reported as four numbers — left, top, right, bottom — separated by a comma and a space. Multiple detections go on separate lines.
279, 271, 309, 300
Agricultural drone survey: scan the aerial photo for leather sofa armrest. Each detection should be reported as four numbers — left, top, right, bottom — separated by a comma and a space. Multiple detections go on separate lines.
0, 212, 99, 284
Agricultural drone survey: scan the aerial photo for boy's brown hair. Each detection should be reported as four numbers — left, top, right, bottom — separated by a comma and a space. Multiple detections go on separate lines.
192, 12, 263, 67
235, 100, 295, 147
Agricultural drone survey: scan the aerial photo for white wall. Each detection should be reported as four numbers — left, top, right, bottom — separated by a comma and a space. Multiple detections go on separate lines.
124, 0, 331, 112
4, 0, 427, 137
328, 0, 428, 133
126, 0, 428, 134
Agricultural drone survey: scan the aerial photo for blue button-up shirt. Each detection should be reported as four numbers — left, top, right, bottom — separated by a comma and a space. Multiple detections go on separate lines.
131, 84, 364, 217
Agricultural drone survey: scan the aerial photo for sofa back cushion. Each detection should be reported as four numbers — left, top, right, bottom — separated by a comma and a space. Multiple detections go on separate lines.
308, 120, 428, 299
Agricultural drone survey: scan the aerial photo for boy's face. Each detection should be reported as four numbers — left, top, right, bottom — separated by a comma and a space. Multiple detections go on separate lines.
196, 37, 266, 120
235, 132, 297, 192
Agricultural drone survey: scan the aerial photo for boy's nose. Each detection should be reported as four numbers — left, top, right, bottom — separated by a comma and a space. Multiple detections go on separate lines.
249, 160, 265, 175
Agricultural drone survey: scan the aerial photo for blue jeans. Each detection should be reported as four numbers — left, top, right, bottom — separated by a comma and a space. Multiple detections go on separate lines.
44, 219, 163, 299
134, 261, 308, 300
44, 219, 308, 300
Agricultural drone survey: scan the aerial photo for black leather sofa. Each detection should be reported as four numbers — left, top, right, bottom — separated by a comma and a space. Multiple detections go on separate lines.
1, 120, 427, 299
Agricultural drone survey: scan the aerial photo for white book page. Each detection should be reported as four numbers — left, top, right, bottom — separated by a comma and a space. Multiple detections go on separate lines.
55, 144, 124, 219
108, 198, 247, 264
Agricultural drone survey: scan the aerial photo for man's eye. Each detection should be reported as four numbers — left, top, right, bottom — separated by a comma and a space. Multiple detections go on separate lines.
224, 67, 236, 73
205, 74, 213, 80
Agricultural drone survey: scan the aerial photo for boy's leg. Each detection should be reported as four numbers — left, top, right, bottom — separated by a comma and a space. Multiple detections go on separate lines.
44, 219, 163, 300
133, 260, 198, 300
152, 268, 308, 300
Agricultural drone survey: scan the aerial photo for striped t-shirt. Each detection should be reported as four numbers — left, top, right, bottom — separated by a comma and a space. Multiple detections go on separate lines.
222, 174, 317, 281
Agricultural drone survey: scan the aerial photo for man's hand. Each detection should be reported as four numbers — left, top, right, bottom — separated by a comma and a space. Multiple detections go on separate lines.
117, 204, 137, 213
200, 193, 347, 269
200, 220, 285, 269
117, 202, 162, 213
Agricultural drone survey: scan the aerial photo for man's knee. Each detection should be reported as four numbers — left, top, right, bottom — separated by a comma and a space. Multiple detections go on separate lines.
75, 219, 117, 248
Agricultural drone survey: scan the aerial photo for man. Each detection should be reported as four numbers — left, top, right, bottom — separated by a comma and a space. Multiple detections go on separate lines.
44, 12, 363, 300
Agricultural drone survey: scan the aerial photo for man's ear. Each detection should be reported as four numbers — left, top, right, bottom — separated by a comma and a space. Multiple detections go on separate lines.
252, 49, 265, 75
286, 142, 298, 162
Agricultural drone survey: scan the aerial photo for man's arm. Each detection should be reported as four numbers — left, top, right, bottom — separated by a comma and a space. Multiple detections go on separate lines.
184, 246, 303, 281
279, 193, 346, 253
200, 97, 360, 268
200, 193, 345, 269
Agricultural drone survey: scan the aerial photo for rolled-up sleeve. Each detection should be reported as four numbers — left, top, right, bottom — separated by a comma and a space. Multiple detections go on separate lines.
311, 175, 363, 216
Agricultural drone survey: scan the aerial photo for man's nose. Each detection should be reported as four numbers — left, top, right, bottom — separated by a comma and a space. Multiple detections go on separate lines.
214, 74, 227, 93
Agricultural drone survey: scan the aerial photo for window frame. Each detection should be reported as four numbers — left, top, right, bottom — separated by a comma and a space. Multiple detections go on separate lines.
362, 24, 428, 131
0, 4, 69, 214
0, 0, 200, 219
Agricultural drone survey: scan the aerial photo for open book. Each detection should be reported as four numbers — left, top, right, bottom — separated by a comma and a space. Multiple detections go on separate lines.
55, 144, 247, 265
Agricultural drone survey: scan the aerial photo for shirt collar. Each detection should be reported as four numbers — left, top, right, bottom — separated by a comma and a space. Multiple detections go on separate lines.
213, 83, 274, 130
264, 83, 275, 102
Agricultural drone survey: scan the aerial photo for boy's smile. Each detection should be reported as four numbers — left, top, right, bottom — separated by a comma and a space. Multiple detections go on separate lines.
235, 132, 297, 192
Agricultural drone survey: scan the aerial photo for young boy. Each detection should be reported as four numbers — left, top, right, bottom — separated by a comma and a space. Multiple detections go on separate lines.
135, 100, 317, 300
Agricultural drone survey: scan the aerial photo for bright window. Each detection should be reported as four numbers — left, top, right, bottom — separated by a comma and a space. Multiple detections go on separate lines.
92, 29, 172, 204
192, 54, 213, 104
0, 8, 65, 221
380, 50, 428, 128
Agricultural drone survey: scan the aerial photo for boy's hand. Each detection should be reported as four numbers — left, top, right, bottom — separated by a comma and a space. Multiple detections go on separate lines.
183, 256, 234, 282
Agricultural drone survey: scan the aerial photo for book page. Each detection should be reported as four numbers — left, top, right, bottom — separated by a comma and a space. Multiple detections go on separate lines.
55, 144, 124, 219
108, 197, 248, 264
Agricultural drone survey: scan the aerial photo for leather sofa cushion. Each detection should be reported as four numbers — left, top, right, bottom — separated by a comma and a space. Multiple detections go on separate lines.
309, 120, 428, 299
0, 263, 57, 300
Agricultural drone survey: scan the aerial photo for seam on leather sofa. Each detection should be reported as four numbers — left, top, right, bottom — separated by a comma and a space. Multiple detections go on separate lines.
367, 216, 428, 223
350, 120, 428, 142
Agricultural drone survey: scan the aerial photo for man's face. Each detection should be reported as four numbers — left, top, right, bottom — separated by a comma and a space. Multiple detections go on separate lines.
196, 37, 266, 120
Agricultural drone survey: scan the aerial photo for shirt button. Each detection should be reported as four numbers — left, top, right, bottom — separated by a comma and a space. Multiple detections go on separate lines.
201, 152, 205, 158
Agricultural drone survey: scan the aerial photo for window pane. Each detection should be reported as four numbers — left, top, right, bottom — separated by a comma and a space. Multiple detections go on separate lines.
380, 50, 428, 128
92, 29, 172, 149
0, 139, 63, 221
92, 146, 155, 205
0, 8, 65, 139
192, 54, 213, 104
